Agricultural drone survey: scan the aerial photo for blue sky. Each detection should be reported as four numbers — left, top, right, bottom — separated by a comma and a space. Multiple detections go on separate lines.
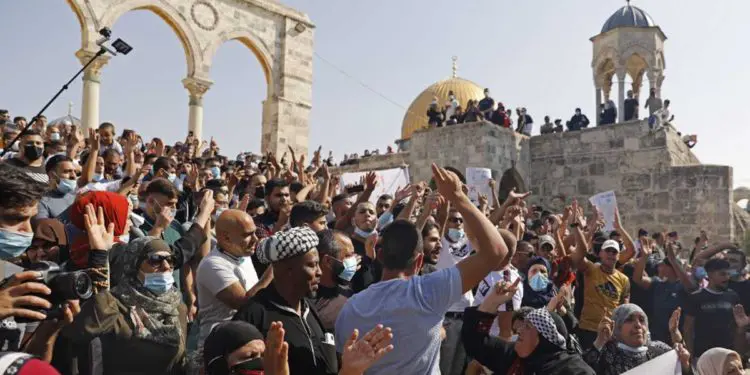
1, 0, 748, 187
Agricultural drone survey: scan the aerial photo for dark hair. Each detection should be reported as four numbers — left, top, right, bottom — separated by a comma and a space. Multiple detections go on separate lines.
248, 198, 265, 211
98, 122, 115, 132
421, 221, 440, 238
22, 130, 42, 139
331, 193, 348, 205
205, 179, 227, 191
727, 249, 747, 267
153, 157, 175, 174
392, 202, 407, 218
378, 194, 393, 201
264, 178, 288, 197
704, 258, 730, 273
290, 200, 328, 228
0, 164, 48, 209
144, 153, 158, 165
290, 181, 304, 195
380, 219, 422, 270
146, 178, 178, 199
45, 155, 73, 174
317, 229, 345, 259
609, 230, 620, 239
13, 116, 26, 124
102, 148, 121, 160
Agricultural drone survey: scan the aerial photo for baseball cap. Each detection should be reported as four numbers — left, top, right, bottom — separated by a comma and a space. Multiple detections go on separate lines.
539, 235, 555, 249
601, 239, 621, 252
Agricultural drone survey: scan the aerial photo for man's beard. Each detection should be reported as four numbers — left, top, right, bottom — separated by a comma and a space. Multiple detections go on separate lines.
306, 290, 317, 299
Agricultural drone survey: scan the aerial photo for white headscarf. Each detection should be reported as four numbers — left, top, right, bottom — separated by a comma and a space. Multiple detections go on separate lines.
696, 348, 741, 375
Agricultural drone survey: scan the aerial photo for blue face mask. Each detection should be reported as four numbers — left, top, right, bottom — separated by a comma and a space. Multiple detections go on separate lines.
694, 266, 707, 280
0, 228, 33, 259
529, 272, 550, 292
57, 178, 77, 194
92, 173, 104, 182
338, 257, 358, 282
353, 227, 375, 239
447, 228, 465, 242
167, 173, 177, 184
210, 166, 221, 179
377, 211, 393, 230
143, 271, 174, 294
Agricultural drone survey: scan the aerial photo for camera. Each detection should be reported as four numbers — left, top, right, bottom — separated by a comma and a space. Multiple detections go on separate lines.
16, 261, 93, 322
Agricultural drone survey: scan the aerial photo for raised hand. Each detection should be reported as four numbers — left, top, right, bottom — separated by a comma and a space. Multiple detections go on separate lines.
0, 271, 53, 321
155, 205, 175, 230
263, 322, 290, 375
431, 164, 463, 201
669, 307, 681, 334
88, 128, 100, 153
394, 184, 412, 202
124, 132, 138, 153
365, 233, 378, 259
365, 172, 378, 191
674, 342, 691, 369
488, 179, 496, 189
478, 193, 488, 208
237, 193, 251, 212
594, 317, 614, 348
199, 189, 215, 216
478, 278, 521, 313
508, 187, 531, 202
733, 304, 750, 328
84, 204, 116, 250
640, 238, 653, 257
341, 325, 394, 375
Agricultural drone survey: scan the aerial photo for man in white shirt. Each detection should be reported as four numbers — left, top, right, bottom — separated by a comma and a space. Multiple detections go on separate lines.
473, 264, 523, 338
435, 208, 474, 375
196, 209, 272, 355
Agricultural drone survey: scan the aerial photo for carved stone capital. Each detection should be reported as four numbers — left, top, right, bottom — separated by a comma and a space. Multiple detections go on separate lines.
75, 49, 111, 82
182, 77, 214, 106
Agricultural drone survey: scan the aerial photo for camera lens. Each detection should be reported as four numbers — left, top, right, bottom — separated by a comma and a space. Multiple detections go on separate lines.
48, 270, 93, 302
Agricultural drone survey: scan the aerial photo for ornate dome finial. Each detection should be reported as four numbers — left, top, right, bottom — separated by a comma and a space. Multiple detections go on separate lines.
451, 56, 458, 78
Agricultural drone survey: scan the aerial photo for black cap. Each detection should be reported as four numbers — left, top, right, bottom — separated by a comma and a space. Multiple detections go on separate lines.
638, 228, 649, 237
204, 321, 264, 374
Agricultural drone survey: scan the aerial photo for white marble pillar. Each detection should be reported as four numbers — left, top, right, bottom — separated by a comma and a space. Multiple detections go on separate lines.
617, 70, 626, 123
182, 77, 213, 141
76, 49, 110, 132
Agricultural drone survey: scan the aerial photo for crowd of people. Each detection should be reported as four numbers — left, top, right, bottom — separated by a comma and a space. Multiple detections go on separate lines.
423, 87, 698, 147
0, 106, 741, 375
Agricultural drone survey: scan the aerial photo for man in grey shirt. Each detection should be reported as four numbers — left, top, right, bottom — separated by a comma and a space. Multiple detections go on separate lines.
36, 155, 79, 222
335, 164, 515, 374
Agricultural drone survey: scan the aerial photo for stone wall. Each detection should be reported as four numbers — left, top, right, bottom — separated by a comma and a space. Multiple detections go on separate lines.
529, 120, 734, 241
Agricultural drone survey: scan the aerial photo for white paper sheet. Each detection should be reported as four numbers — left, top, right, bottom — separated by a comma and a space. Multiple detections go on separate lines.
589, 190, 618, 232
465, 167, 493, 204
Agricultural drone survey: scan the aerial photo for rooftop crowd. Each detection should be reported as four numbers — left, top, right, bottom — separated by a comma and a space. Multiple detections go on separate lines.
0, 107, 742, 375
424, 88, 699, 148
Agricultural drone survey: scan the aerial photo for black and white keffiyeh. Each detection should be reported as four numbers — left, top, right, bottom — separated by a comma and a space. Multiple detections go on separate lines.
256, 226, 320, 264
526, 308, 566, 349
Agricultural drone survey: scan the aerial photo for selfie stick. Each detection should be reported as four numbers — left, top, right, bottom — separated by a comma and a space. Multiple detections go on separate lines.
1, 29, 132, 157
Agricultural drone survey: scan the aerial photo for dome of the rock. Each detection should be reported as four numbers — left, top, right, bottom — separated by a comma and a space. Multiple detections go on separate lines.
601, 3, 656, 34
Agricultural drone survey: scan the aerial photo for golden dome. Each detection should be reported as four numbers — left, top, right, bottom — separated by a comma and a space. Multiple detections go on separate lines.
400, 76, 486, 140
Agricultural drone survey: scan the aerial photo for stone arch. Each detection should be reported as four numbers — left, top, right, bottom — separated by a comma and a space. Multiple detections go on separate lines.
203, 28, 275, 97
497, 167, 526, 203
620, 44, 656, 71
99, 0, 202, 78
735, 187, 750, 203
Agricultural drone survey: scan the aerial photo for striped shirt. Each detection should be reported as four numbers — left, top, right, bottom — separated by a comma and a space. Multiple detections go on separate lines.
5, 158, 49, 184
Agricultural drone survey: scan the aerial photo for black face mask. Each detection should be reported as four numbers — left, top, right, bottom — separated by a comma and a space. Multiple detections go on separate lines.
23, 145, 43, 161
254, 186, 265, 199
231, 357, 264, 374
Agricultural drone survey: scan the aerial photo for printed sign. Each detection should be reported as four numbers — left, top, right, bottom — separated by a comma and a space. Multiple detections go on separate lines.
589, 191, 618, 232
465, 167, 493, 204
340, 167, 411, 204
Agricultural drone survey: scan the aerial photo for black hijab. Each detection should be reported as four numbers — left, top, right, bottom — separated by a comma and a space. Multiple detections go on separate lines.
522, 310, 594, 375
522, 257, 557, 309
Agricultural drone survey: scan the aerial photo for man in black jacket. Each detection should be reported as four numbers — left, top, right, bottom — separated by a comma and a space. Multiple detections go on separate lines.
233, 226, 337, 375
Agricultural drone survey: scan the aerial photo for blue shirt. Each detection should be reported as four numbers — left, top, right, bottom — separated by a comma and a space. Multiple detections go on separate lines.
334, 266, 463, 374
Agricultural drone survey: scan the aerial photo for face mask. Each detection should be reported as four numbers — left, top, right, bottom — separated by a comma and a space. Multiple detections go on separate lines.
449, 95, 455, 100
50, 133, 61, 142
23, 145, 43, 161
119, 234, 130, 243
92, 173, 104, 182
57, 178, 77, 194
138, 201, 147, 211
210, 166, 221, 179
0, 228, 33, 259
353, 227, 375, 239
143, 271, 174, 294
729, 269, 740, 279
231, 357, 264, 374
510, 334, 519, 342
694, 266, 707, 280
167, 173, 177, 184
447, 228, 465, 242
377, 211, 393, 230
617, 342, 648, 354
213, 207, 227, 222
529, 273, 550, 292
130, 212, 145, 228
338, 256, 358, 282
153, 200, 177, 218
128, 194, 138, 208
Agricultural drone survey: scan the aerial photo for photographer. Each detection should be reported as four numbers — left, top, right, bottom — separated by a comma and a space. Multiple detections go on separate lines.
0, 163, 79, 359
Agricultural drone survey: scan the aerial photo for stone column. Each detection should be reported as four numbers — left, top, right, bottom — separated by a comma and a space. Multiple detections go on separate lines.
647, 69, 663, 97
616, 69, 626, 123
75, 49, 110, 132
595, 86, 602, 125
181, 77, 213, 141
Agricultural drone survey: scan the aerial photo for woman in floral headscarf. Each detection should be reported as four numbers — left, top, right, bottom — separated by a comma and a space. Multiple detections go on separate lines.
68, 191, 130, 269
67, 204, 187, 375
583, 303, 692, 374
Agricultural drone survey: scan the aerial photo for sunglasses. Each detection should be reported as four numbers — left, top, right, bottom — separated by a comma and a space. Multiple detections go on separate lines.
146, 254, 176, 267
448, 217, 464, 224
